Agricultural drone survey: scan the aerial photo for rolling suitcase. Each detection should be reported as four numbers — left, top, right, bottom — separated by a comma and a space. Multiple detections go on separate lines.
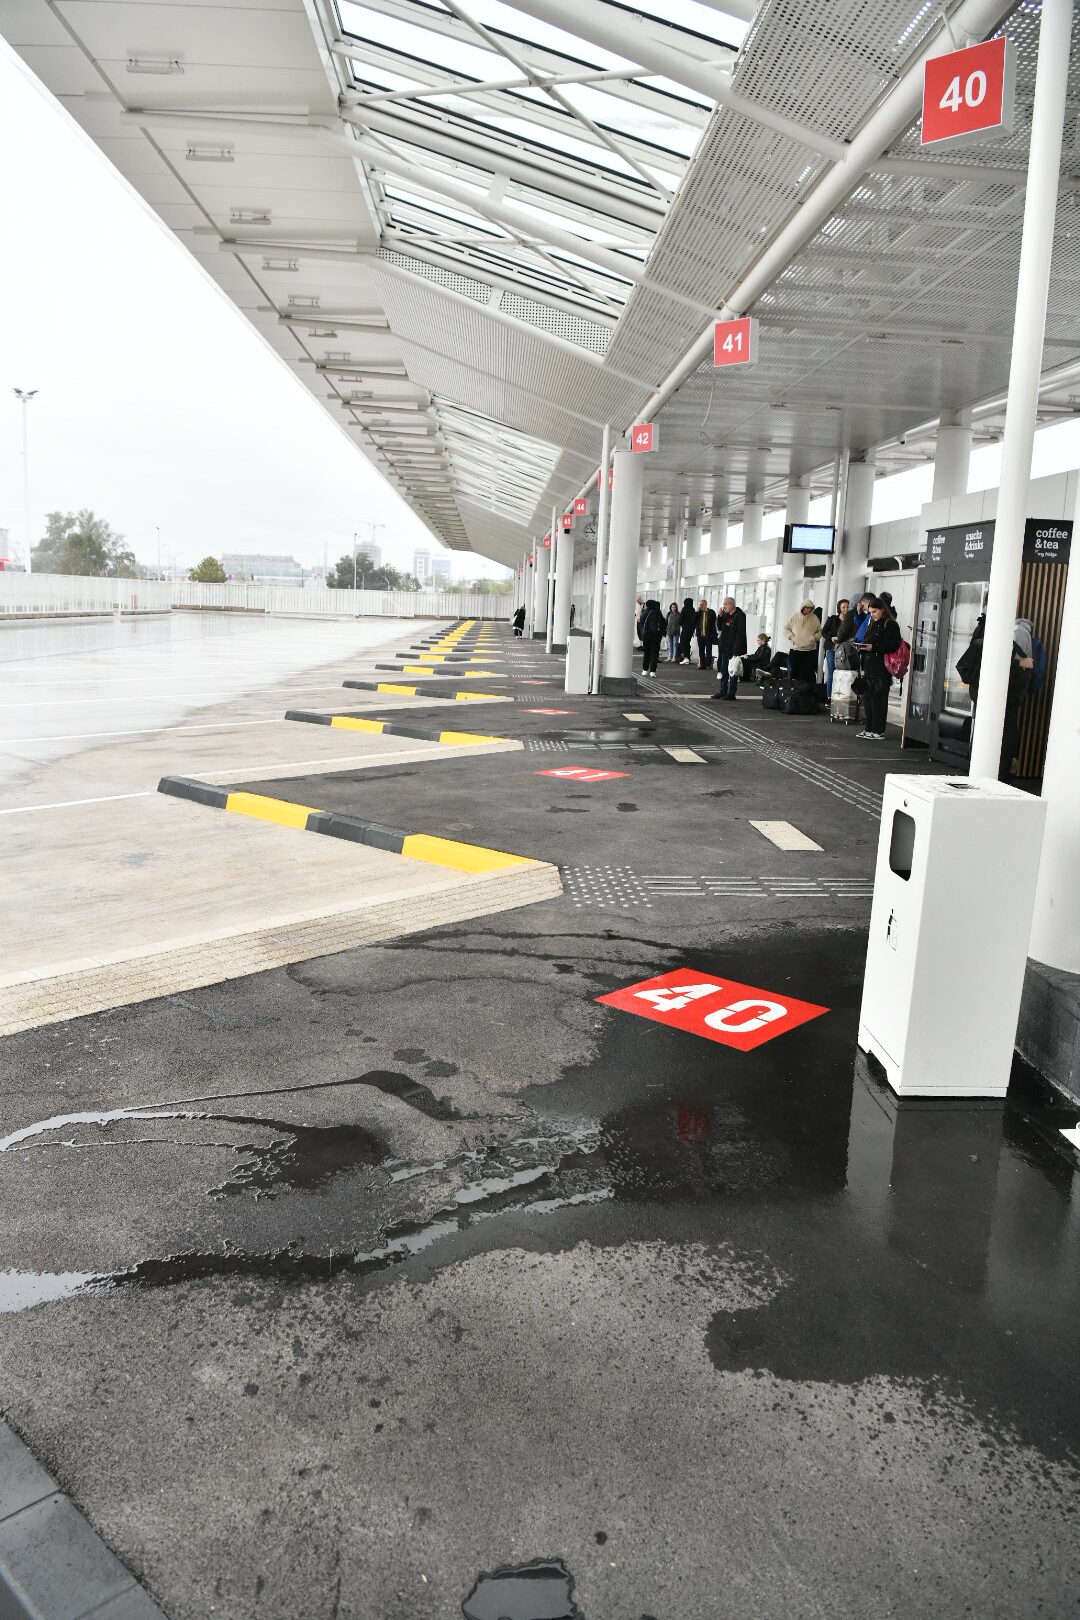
830, 668, 860, 724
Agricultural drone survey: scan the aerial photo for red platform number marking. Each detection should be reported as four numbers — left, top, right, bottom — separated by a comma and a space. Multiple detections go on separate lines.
631, 423, 656, 453
596, 968, 828, 1052
573, 497, 588, 515
561, 513, 574, 530
713, 316, 758, 368
536, 766, 628, 783
598, 467, 614, 490
922, 37, 1014, 148
523, 707, 576, 714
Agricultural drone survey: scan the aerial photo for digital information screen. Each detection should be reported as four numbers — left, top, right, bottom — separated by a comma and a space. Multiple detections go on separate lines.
785, 523, 836, 555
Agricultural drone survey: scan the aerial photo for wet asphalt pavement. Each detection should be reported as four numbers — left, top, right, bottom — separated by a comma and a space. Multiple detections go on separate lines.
0, 626, 1077, 1618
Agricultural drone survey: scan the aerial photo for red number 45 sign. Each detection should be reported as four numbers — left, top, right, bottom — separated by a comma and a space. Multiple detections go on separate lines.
597, 968, 828, 1052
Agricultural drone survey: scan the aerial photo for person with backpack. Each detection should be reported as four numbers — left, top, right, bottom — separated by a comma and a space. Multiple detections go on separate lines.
677, 597, 696, 664
665, 602, 680, 663
856, 596, 901, 739
637, 597, 665, 676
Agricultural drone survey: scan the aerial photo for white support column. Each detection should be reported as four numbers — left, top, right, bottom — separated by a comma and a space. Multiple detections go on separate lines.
545, 506, 558, 654
971, 0, 1074, 779
533, 535, 550, 638
932, 411, 973, 501
778, 478, 811, 643
525, 553, 536, 634
603, 447, 645, 682
1029, 479, 1080, 971
741, 501, 763, 547
840, 456, 875, 601
590, 425, 613, 695
682, 526, 702, 593
552, 519, 576, 647
710, 510, 729, 569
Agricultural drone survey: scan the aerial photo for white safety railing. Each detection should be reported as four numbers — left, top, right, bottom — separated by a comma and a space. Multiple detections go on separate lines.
0, 575, 511, 620
168, 581, 509, 619
0, 573, 171, 616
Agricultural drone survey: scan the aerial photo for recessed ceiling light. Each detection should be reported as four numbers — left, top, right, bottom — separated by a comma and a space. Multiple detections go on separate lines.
127, 56, 183, 74
186, 145, 234, 163
288, 295, 320, 309
230, 208, 271, 225
263, 258, 299, 272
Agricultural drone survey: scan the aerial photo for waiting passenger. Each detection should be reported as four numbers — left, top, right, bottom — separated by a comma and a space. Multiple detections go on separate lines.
713, 596, 747, 701
665, 602, 680, 663
820, 598, 849, 696
742, 633, 774, 681
695, 600, 718, 669
856, 596, 901, 740
784, 600, 821, 684
513, 605, 526, 637
637, 598, 665, 677
677, 597, 696, 664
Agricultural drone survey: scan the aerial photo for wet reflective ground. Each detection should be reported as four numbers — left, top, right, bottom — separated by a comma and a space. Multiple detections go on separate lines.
0, 626, 1077, 1618
0, 612, 420, 786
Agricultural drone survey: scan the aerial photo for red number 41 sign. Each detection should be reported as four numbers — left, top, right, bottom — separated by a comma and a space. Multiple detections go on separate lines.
597, 968, 828, 1052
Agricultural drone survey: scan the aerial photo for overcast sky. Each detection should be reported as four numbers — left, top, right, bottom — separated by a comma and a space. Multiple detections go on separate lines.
0, 40, 484, 577
4, 36, 1079, 578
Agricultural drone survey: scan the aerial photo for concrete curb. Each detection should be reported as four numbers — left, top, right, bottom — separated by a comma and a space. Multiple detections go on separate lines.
157, 777, 541, 874
0, 1418, 166, 1619
283, 710, 512, 748
341, 679, 500, 702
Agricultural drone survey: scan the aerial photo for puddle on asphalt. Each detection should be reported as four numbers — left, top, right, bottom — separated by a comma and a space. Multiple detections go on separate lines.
462, 1559, 581, 1620
210, 1118, 389, 1199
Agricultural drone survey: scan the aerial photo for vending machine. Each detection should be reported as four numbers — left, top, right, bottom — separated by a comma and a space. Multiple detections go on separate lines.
904, 518, 1071, 777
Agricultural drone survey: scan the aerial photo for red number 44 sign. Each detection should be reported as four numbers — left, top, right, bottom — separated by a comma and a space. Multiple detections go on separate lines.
597, 968, 828, 1052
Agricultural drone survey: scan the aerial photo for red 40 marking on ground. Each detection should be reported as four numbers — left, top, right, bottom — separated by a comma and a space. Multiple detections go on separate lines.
596, 968, 829, 1052
535, 766, 628, 783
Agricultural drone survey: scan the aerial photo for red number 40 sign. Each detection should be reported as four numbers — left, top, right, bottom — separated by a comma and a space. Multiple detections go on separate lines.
922, 37, 1015, 149
597, 968, 828, 1052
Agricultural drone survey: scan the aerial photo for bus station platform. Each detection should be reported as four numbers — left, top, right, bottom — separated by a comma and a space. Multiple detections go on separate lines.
0, 613, 1077, 1620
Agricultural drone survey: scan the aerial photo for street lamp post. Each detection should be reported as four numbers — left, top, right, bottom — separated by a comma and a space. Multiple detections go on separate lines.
13, 389, 38, 575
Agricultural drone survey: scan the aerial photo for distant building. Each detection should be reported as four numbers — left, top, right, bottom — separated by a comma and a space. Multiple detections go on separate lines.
412, 549, 431, 584
431, 556, 452, 585
359, 541, 382, 569
221, 552, 303, 584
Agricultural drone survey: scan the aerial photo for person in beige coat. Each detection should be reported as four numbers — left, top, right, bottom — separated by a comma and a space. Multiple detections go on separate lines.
785, 599, 822, 684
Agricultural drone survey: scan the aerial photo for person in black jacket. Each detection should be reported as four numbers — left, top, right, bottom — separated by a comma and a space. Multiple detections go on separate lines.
695, 599, 718, 668
857, 596, 901, 739
677, 597, 696, 664
820, 598, 849, 696
513, 605, 526, 637
637, 597, 664, 676
713, 596, 748, 700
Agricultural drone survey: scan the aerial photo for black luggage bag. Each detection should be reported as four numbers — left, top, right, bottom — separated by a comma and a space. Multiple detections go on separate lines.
761, 678, 783, 711
784, 680, 819, 716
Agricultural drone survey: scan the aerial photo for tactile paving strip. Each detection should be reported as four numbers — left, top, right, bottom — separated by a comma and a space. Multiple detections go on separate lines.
561, 866, 875, 909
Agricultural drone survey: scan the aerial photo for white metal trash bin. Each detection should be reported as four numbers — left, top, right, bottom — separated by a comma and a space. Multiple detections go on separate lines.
565, 635, 591, 694
858, 775, 1046, 1098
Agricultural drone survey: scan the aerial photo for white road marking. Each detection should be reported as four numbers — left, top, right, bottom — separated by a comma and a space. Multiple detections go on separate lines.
4, 718, 289, 745
749, 820, 824, 852
0, 791, 155, 816
623, 712, 651, 723
661, 745, 705, 763
1060, 1125, 1080, 1150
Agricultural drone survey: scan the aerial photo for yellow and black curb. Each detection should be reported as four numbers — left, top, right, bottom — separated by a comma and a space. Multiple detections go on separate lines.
157, 776, 538, 874
284, 710, 509, 748
342, 679, 498, 702
372, 664, 500, 677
